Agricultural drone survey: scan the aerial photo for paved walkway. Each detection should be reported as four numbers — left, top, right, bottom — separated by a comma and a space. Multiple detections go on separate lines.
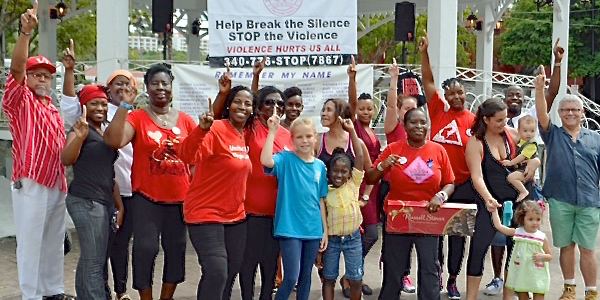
0, 211, 598, 300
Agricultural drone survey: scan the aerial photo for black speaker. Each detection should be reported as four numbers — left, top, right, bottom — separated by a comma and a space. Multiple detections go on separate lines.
394, 2, 415, 42
152, 0, 174, 33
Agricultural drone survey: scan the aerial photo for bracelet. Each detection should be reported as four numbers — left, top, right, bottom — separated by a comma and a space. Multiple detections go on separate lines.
554, 63, 561, 67
20, 31, 31, 36
437, 191, 448, 201
120, 101, 133, 110
434, 193, 445, 203
376, 162, 385, 172
389, 87, 398, 90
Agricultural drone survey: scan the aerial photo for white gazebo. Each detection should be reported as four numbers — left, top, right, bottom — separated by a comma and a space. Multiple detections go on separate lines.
31, 0, 571, 104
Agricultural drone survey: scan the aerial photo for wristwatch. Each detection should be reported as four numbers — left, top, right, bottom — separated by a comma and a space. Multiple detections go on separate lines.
361, 195, 369, 201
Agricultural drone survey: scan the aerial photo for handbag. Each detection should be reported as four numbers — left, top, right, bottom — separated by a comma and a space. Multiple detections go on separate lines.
64, 230, 72, 256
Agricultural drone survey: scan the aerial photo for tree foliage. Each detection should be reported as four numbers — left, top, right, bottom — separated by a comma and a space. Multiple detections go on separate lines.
357, 14, 477, 67
498, 0, 600, 77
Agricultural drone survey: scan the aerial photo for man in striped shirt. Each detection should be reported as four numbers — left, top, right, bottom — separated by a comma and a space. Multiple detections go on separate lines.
2, 3, 72, 300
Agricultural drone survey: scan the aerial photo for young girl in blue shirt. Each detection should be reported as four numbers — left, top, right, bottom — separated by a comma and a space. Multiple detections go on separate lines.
261, 113, 329, 300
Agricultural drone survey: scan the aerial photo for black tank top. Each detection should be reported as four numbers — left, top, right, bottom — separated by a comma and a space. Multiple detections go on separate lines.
317, 132, 355, 169
481, 135, 531, 204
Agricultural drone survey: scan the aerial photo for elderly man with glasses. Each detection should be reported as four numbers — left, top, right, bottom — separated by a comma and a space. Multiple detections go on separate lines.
535, 68, 600, 300
2, 3, 73, 300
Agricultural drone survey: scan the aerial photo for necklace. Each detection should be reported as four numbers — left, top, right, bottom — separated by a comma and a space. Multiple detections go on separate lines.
150, 107, 170, 126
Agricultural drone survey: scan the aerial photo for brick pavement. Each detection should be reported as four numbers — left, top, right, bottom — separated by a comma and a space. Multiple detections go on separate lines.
0, 214, 598, 300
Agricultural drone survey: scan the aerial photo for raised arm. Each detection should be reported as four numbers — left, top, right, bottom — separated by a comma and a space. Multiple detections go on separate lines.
341, 117, 363, 170
545, 39, 564, 108
384, 58, 400, 134
62, 39, 76, 97
213, 63, 231, 120
10, 1, 39, 84
347, 56, 357, 122
418, 32, 437, 102
104, 86, 136, 149
261, 110, 280, 168
178, 98, 214, 164
534, 73, 550, 131
251, 56, 266, 93
61, 106, 88, 166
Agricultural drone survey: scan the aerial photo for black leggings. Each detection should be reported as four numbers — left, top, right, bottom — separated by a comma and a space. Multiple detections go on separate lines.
189, 221, 247, 300
437, 181, 475, 277
379, 233, 440, 300
108, 196, 134, 294
131, 194, 186, 290
239, 215, 279, 300
466, 199, 514, 277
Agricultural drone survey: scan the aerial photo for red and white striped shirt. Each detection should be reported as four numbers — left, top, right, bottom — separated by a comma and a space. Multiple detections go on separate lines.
2, 74, 67, 192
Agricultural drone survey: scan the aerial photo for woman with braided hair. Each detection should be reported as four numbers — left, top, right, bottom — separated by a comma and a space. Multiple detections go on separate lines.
419, 32, 476, 300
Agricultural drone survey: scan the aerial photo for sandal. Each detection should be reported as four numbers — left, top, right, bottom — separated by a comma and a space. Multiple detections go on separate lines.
339, 276, 351, 298
116, 294, 132, 300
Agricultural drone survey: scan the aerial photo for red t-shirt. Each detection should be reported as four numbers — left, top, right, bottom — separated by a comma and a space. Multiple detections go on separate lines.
127, 110, 196, 203
245, 119, 293, 216
374, 141, 455, 213
385, 122, 407, 144
428, 91, 475, 185
178, 120, 252, 224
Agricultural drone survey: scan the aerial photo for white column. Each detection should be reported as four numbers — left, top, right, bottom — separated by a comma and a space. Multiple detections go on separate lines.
186, 10, 201, 62
427, 0, 457, 91
97, 0, 129, 84
475, 3, 494, 100
37, 0, 57, 62
550, 0, 570, 124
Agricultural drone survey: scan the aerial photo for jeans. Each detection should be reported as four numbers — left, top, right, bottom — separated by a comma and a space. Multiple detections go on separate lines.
276, 238, 321, 300
361, 224, 379, 257
323, 229, 364, 281
66, 194, 111, 300
189, 222, 247, 300
108, 196, 133, 295
239, 215, 279, 300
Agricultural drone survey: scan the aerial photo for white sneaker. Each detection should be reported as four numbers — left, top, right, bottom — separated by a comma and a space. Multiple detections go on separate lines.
484, 277, 504, 295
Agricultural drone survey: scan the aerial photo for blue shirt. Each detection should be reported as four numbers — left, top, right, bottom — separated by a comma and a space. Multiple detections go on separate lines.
540, 123, 600, 207
265, 151, 328, 239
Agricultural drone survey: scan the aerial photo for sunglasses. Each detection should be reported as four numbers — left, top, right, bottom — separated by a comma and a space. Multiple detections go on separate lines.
264, 98, 285, 107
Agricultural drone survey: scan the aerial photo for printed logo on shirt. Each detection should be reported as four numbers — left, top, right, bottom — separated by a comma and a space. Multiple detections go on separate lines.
403, 156, 434, 184
432, 120, 462, 146
314, 170, 321, 183
229, 145, 250, 160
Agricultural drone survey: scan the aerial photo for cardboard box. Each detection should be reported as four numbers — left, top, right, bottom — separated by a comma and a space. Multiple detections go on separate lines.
386, 200, 477, 236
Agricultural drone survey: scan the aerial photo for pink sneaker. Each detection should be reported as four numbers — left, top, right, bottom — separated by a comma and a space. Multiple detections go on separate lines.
402, 275, 416, 293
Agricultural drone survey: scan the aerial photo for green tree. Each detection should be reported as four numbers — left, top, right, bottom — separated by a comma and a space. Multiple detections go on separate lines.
498, 0, 600, 78
357, 14, 476, 67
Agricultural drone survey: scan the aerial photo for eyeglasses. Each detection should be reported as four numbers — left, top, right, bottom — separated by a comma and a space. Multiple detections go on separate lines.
28, 72, 53, 81
559, 108, 582, 114
264, 98, 285, 107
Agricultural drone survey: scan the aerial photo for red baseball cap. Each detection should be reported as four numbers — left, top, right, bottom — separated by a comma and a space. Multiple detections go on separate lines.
26, 55, 56, 74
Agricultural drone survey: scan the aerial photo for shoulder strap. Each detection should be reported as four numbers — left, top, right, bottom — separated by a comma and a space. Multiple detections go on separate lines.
504, 129, 517, 160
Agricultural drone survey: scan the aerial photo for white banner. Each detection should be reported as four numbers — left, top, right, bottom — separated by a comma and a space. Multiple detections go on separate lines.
207, 0, 357, 68
172, 64, 373, 132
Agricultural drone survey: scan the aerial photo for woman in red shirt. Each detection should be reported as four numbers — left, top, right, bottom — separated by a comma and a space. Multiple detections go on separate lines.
237, 86, 294, 300
178, 85, 254, 300
366, 108, 455, 300
420, 33, 476, 298
104, 64, 197, 300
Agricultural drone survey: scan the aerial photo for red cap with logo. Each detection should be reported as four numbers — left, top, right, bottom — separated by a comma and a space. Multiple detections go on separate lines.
26, 55, 56, 74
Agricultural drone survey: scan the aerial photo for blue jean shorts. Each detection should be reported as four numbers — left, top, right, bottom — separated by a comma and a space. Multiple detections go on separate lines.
491, 231, 508, 247
322, 229, 363, 281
